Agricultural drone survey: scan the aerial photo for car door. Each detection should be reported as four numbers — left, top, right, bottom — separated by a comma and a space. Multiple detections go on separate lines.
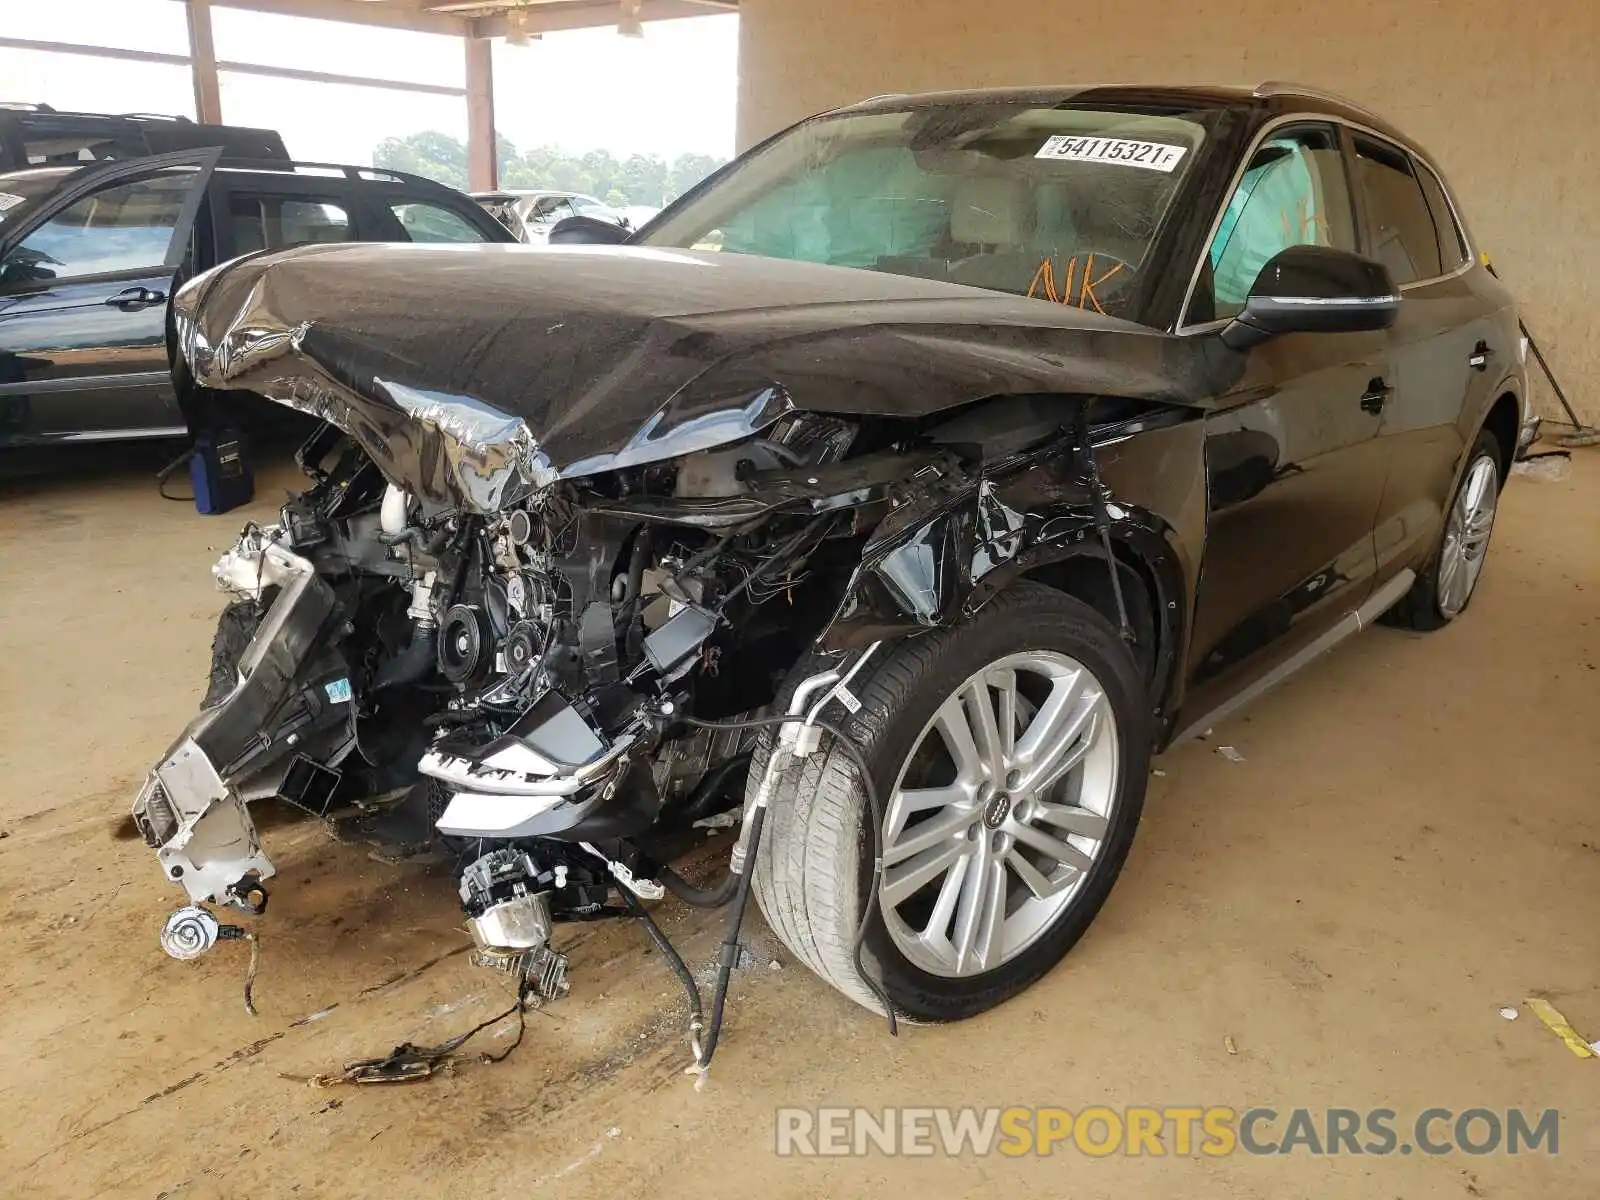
0, 148, 218, 445
1176, 122, 1392, 723
1349, 134, 1491, 579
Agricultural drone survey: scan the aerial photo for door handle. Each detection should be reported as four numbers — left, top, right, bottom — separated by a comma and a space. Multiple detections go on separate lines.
1359, 378, 1393, 415
105, 286, 166, 310
1468, 341, 1493, 372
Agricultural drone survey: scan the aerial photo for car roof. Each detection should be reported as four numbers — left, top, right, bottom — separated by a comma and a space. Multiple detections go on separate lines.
837, 81, 1412, 147
471, 189, 597, 202
0, 157, 494, 222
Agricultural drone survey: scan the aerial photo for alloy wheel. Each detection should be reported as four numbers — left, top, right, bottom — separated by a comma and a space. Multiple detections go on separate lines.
1438, 456, 1499, 618
880, 650, 1120, 978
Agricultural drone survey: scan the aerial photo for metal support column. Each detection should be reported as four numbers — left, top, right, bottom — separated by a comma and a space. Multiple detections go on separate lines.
185, 0, 224, 124
464, 36, 496, 192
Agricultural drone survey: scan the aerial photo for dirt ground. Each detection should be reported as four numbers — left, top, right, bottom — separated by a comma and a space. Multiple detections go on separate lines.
0, 444, 1595, 1200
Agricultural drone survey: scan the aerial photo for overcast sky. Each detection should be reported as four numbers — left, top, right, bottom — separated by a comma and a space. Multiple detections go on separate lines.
0, 0, 738, 163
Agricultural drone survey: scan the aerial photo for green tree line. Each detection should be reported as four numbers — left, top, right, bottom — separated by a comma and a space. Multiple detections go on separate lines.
373, 130, 725, 207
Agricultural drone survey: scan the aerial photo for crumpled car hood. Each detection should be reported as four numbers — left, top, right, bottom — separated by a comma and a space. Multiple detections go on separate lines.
175, 241, 1214, 512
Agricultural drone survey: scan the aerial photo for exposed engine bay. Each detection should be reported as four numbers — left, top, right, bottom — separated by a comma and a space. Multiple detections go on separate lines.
137, 411, 872, 948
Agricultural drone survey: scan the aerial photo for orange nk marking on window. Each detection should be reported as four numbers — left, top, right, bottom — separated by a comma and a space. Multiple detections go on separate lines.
1078, 253, 1123, 315
1029, 254, 1120, 311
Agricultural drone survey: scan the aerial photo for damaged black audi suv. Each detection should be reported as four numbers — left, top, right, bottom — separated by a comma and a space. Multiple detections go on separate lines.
134, 82, 1527, 1045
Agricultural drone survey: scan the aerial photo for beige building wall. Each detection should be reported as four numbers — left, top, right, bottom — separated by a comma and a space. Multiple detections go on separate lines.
737, 0, 1599, 423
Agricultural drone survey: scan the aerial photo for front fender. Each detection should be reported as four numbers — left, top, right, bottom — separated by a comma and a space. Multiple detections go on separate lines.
816, 419, 1206, 736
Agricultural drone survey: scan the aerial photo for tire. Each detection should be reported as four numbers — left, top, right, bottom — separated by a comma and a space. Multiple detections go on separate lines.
1383, 429, 1503, 631
752, 582, 1151, 1022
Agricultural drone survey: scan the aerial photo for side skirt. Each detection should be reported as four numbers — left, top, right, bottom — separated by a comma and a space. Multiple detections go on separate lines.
1167, 568, 1416, 747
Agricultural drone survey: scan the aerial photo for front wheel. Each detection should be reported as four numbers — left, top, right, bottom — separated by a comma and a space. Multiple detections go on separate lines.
752, 583, 1151, 1022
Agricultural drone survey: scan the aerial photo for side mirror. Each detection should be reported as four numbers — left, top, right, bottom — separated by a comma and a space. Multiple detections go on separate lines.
547, 215, 630, 246
1221, 245, 1399, 351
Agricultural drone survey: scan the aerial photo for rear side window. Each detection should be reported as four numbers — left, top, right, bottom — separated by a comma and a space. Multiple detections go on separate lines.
227, 193, 351, 255
1352, 136, 1442, 284
1, 173, 191, 284
1413, 159, 1470, 271
388, 200, 489, 243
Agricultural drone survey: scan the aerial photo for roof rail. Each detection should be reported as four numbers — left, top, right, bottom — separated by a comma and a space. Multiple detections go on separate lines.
217, 157, 453, 190
117, 112, 194, 124
0, 101, 55, 112
1252, 80, 1382, 117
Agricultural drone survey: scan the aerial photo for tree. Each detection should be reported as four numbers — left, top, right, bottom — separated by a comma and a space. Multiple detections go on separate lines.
373, 130, 728, 205
373, 131, 468, 189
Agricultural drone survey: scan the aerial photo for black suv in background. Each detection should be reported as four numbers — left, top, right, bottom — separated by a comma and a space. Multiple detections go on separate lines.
0, 148, 514, 446
0, 103, 288, 172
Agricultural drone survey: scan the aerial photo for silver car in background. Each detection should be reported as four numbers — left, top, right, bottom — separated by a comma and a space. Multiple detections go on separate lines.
471, 188, 630, 243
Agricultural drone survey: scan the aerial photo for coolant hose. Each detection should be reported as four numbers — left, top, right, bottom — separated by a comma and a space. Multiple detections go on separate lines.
620, 886, 704, 1036
372, 625, 437, 690
658, 862, 740, 909
673, 752, 751, 826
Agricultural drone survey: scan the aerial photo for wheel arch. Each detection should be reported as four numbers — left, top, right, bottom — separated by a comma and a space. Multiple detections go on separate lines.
1016, 528, 1186, 738
1483, 389, 1520, 479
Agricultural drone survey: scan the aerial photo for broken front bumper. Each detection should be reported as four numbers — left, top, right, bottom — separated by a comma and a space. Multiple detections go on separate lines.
133, 533, 337, 907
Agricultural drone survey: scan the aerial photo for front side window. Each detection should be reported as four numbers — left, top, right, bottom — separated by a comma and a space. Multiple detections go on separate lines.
639, 103, 1215, 318
227, 194, 350, 255
389, 200, 489, 243
1197, 124, 1358, 322
1352, 136, 1442, 285
1, 172, 191, 285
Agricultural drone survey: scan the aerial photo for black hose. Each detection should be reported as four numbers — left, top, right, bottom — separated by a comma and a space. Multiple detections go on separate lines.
156, 447, 195, 502
674, 751, 751, 825
378, 527, 423, 548
371, 625, 437, 690
619, 885, 704, 1036
697, 804, 765, 1065
676, 712, 898, 1047
658, 861, 740, 909
651, 753, 754, 907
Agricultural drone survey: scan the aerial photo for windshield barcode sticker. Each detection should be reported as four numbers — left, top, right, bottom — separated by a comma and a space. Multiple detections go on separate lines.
1035, 136, 1188, 172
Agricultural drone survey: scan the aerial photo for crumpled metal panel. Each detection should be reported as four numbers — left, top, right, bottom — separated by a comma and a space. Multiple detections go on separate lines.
174, 242, 1221, 513
177, 258, 560, 511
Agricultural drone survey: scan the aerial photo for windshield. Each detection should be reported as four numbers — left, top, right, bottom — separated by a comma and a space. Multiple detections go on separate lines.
0, 167, 76, 228
639, 103, 1215, 318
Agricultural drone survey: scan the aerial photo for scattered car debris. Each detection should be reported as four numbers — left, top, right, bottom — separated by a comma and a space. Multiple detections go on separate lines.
1217, 745, 1246, 763
1524, 997, 1596, 1058
309, 980, 534, 1086
1224, 1034, 1238, 1055
1498, 1005, 1520, 1021
1510, 453, 1572, 483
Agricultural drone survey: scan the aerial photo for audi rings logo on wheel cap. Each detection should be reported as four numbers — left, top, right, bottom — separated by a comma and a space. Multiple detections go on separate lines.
982, 792, 1012, 829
